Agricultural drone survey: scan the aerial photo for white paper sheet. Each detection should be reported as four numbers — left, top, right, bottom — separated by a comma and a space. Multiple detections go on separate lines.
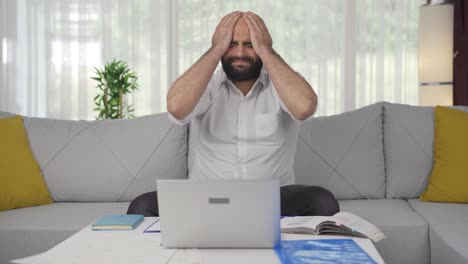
144, 217, 161, 233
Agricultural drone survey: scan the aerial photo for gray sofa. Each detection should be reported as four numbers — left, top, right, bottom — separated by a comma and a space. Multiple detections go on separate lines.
1, 102, 467, 264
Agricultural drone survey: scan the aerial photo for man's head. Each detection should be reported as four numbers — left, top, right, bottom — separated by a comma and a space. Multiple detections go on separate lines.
221, 16, 263, 82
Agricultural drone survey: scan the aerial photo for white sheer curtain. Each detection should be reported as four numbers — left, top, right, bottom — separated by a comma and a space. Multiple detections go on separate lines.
0, 0, 424, 120
0, 0, 171, 120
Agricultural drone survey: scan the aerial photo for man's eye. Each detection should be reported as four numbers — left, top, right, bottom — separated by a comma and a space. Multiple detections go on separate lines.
229, 43, 236, 47
246, 43, 253, 48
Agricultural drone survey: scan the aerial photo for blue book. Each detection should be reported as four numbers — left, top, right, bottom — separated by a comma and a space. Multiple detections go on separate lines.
92, 214, 144, 231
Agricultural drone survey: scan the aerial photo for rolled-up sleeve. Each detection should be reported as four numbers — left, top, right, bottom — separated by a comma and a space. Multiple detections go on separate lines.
168, 88, 212, 125
168, 71, 222, 125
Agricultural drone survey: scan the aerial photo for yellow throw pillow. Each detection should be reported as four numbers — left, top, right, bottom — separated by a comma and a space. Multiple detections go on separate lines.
0, 115, 53, 211
420, 106, 468, 203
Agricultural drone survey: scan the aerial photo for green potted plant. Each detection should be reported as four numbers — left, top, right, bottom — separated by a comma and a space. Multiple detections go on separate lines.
92, 59, 139, 119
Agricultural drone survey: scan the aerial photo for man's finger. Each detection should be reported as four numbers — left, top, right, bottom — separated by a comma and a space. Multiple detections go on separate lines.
242, 14, 256, 32
244, 12, 261, 30
247, 11, 268, 30
244, 13, 260, 32
248, 11, 264, 23
218, 12, 235, 25
225, 11, 241, 20
225, 12, 242, 28
254, 14, 269, 33
251, 12, 268, 30
214, 16, 228, 31
220, 12, 241, 32
259, 19, 271, 40
218, 11, 240, 29
245, 12, 272, 43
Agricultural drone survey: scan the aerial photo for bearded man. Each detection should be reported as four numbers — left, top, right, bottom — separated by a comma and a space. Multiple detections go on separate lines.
127, 11, 339, 217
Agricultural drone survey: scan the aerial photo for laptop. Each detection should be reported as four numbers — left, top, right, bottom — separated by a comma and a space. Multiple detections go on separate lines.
156, 179, 281, 249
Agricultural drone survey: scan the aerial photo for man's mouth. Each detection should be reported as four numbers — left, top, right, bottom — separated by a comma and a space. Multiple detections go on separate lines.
233, 59, 247, 64
229, 56, 253, 63
232, 59, 251, 66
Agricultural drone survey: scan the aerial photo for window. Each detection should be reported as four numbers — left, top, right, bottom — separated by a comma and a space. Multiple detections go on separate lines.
0, 0, 424, 119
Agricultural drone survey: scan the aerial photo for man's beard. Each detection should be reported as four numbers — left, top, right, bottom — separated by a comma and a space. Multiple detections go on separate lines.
221, 56, 263, 81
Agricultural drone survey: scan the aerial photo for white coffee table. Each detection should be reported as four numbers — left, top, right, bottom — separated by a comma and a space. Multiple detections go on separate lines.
13, 217, 385, 264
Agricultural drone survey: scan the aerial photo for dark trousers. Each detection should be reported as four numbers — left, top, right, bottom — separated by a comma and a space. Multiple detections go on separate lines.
127, 184, 340, 217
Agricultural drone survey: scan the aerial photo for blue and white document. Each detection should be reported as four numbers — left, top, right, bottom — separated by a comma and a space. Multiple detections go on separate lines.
275, 239, 377, 264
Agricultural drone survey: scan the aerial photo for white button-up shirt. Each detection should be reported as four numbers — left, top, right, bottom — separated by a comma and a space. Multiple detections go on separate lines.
169, 68, 304, 186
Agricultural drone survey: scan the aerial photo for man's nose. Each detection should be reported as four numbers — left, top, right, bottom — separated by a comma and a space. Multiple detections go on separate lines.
234, 45, 247, 57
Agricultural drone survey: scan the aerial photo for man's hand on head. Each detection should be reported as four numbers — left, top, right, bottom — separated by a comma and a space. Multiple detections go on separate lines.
242, 12, 274, 58
211, 11, 242, 57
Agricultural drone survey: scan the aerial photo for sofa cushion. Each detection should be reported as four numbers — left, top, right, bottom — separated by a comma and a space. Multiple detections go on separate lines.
294, 102, 385, 199
408, 199, 468, 264
0, 115, 53, 211
1, 112, 188, 202
420, 106, 468, 202
383, 103, 468, 199
383, 103, 434, 199
0, 202, 130, 263
340, 199, 429, 264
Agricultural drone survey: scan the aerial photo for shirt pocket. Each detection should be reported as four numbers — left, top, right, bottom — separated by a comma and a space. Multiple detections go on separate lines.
254, 113, 283, 144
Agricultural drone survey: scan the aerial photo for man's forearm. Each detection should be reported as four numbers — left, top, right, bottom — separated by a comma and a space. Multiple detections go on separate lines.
259, 50, 317, 120
167, 47, 224, 120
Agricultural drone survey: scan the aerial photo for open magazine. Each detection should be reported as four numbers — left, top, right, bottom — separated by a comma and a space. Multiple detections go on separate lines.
280, 212, 385, 242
